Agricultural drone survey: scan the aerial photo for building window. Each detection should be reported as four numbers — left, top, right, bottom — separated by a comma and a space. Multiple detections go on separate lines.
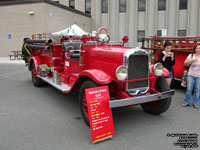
69, 0, 75, 9
158, 0, 166, 11
157, 30, 162, 36
138, 30, 145, 42
85, 0, 91, 14
102, 0, 108, 13
179, 0, 187, 10
178, 30, 186, 36
138, 0, 146, 12
119, 0, 126, 12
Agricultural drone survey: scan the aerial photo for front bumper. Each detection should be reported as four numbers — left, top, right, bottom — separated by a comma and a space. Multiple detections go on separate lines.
109, 90, 174, 108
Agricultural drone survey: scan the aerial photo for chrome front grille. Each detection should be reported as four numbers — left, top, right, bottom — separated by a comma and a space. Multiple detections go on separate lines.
124, 49, 149, 96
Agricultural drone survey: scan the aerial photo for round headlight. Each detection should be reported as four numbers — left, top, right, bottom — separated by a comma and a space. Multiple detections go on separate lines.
153, 63, 163, 76
97, 27, 109, 42
116, 66, 128, 81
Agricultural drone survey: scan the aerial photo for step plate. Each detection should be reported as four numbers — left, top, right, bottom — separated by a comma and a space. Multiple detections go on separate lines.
37, 75, 71, 93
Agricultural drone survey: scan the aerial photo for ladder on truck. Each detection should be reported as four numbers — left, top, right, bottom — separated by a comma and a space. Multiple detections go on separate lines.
142, 36, 200, 53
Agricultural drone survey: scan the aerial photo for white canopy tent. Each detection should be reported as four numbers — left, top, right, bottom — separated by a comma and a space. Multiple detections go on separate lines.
52, 24, 89, 36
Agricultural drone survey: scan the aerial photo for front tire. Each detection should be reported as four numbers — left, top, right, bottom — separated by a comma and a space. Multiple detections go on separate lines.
79, 81, 99, 126
31, 63, 43, 87
141, 77, 172, 115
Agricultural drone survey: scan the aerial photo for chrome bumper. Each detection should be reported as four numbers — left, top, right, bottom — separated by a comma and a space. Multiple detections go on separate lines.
109, 90, 174, 108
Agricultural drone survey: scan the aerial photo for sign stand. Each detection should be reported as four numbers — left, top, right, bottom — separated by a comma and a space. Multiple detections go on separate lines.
92, 135, 112, 144
85, 86, 114, 143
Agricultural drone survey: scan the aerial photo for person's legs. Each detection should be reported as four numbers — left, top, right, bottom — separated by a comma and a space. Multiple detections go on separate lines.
166, 78, 172, 86
166, 71, 173, 86
193, 77, 200, 106
184, 75, 195, 105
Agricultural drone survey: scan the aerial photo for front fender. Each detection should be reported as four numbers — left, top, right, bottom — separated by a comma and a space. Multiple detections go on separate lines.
149, 64, 170, 77
28, 56, 42, 71
78, 69, 113, 85
162, 67, 170, 77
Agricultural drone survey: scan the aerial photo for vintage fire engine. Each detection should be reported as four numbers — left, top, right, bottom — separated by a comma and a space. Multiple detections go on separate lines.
142, 36, 200, 87
22, 28, 174, 126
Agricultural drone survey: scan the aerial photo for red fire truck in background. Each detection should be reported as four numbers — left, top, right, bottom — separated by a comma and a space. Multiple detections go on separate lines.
142, 36, 200, 87
22, 28, 174, 126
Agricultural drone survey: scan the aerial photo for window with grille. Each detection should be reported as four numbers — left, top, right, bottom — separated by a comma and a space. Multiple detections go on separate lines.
102, 0, 108, 13
178, 30, 186, 36
119, 0, 126, 12
179, 0, 187, 10
69, 0, 75, 9
85, 0, 91, 14
158, 0, 166, 11
138, 0, 146, 12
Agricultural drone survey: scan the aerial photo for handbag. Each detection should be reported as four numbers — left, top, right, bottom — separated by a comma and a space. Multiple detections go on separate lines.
181, 53, 193, 87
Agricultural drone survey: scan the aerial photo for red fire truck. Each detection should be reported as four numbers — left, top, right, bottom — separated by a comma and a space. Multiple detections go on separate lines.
22, 28, 174, 126
142, 36, 200, 87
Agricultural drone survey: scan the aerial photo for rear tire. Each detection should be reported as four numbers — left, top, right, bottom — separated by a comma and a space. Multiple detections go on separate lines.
141, 77, 172, 115
79, 81, 99, 126
31, 63, 43, 87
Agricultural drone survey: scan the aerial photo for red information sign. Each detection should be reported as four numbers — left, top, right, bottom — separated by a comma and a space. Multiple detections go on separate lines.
85, 86, 114, 143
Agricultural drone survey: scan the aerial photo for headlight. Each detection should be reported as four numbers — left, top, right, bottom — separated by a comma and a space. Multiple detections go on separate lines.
116, 66, 128, 81
153, 63, 163, 76
99, 33, 107, 39
97, 27, 109, 42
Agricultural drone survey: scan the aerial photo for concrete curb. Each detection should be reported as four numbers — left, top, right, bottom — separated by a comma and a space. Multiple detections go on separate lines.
0, 57, 25, 65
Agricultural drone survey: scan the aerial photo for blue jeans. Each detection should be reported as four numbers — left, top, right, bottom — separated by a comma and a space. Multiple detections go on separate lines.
161, 70, 173, 79
184, 75, 200, 105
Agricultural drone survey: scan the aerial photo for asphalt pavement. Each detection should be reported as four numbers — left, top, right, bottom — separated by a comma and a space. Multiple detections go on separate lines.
0, 58, 199, 150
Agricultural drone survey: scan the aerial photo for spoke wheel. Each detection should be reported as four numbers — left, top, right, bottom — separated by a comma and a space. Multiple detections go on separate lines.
32, 66, 37, 83
31, 63, 43, 87
79, 81, 99, 126
82, 94, 89, 119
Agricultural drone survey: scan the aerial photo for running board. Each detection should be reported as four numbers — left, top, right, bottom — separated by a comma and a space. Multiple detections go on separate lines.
37, 75, 71, 93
